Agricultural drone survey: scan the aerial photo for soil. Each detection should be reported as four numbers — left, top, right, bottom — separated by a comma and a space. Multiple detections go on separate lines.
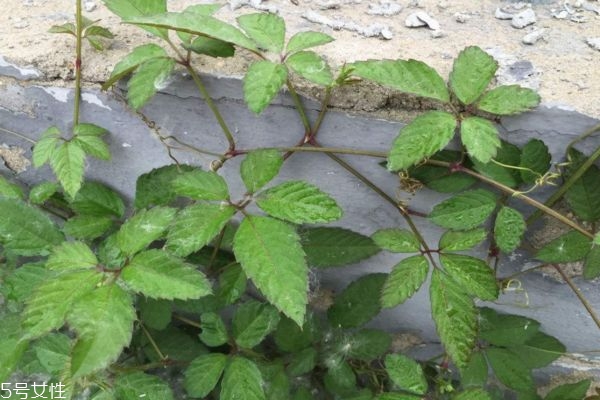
1, 0, 599, 119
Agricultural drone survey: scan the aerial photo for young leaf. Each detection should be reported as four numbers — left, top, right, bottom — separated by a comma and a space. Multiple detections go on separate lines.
0, 175, 23, 199
199, 312, 229, 347
122, 249, 212, 300
460, 117, 500, 164
85, 25, 115, 40
237, 13, 285, 53
388, 111, 457, 171
49, 22, 76, 35
244, 61, 288, 114
47, 241, 98, 271
63, 215, 113, 239
116, 207, 175, 255
381, 255, 429, 308
564, 149, 600, 222
184, 37, 234, 58
479, 308, 540, 346
385, 354, 427, 395
453, 389, 492, 400
233, 300, 280, 349
135, 164, 194, 209
50, 140, 86, 198
221, 357, 266, 400
350, 59, 450, 102
102, 44, 168, 90
73, 132, 110, 161
32, 126, 61, 167
472, 140, 522, 188
430, 270, 477, 367
165, 203, 236, 257
477, 85, 540, 115
127, 57, 175, 110
286, 31, 334, 55
233, 216, 308, 325
347, 329, 391, 361
584, 245, 600, 279
300, 227, 380, 267
172, 169, 229, 200
429, 189, 497, 230
185, 353, 227, 398
450, 46, 498, 105
440, 254, 498, 300
29, 182, 59, 204
103, 0, 168, 39
286, 51, 333, 86
519, 139, 551, 184
372, 228, 421, 253
328, 273, 387, 328
545, 380, 590, 400
115, 372, 174, 400
535, 231, 591, 263
439, 228, 487, 251
257, 180, 342, 224
494, 206, 526, 253
485, 347, 534, 392
68, 285, 136, 377
241, 149, 283, 193
70, 181, 125, 217
511, 331, 565, 368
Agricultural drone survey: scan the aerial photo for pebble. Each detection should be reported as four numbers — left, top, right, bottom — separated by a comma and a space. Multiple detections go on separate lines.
587, 37, 600, 51
454, 12, 470, 23
405, 11, 440, 30
511, 8, 537, 28
522, 28, 546, 44
495, 8, 515, 20
13, 18, 29, 29
367, 1, 403, 16
84, 1, 96, 12
430, 29, 445, 38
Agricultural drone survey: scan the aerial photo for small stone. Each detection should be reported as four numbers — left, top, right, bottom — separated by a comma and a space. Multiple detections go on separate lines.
552, 10, 569, 19
454, 12, 470, 23
430, 29, 445, 38
13, 18, 29, 29
84, 1, 96, 12
522, 28, 546, 44
405, 12, 427, 27
495, 8, 515, 20
587, 37, 600, 51
405, 11, 440, 30
367, 1, 403, 16
511, 8, 537, 28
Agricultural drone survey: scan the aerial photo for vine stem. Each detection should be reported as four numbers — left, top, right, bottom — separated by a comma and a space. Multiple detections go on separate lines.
140, 323, 166, 361
286, 80, 312, 134
73, 0, 83, 126
552, 264, 600, 330
173, 314, 202, 329
0, 127, 36, 144
236, 146, 387, 158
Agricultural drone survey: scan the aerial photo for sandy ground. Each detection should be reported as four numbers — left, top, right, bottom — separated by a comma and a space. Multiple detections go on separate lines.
1, 0, 599, 118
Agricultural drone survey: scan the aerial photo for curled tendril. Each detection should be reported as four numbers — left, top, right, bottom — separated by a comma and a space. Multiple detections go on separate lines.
501, 279, 530, 307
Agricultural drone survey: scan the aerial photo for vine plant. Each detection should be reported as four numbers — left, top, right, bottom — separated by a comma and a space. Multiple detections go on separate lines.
1, 1, 600, 400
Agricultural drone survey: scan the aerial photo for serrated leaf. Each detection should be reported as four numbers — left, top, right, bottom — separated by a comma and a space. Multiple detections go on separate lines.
33, 333, 71, 375
564, 149, 600, 222
103, 0, 167, 39
300, 227, 380, 267
535, 230, 591, 263
103, 44, 168, 90
494, 206, 525, 253
372, 228, 420, 253
122, 249, 212, 300
185, 36, 235, 58
139, 298, 171, 330
115, 372, 174, 400
519, 139, 551, 184
486, 347, 534, 392
172, 169, 229, 200
0, 198, 63, 256
71, 181, 125, 217
0, 175, 23, 199
430, 270, 477, 367
388, 111, 457, 171
185, 353, 227, 398
233, 216, 308, 325
286, 51, 333, 86
275, 314, 318, 353
233, 300, 280, 348
49, 22, 76, 35
545, 379, 590, 400
166, 203, 235, 257
439, 228, 487, 251
346, 329, 391, 361
135, 164, 194, 209
257, 180, 342, 224
584, 245, 600, 279
385, 354, 427, 395
477, 85, 540, 115
50, 140, 86, 198
453, 389, 492, 400
328, 273, 386, 328
472, 140, 522, 188
0, 315, 29, 382
73, 135, 110, 160
460, 351, 488, 388
216, 263, 247, 305
4, 262, 50, 303
288, 347, 318, 376
244, 61, 287, 114
441, 254, 498, 300
221, 357, 266, 400
429, 189, 497, 230
450, 46, 497, 105
47, 241, 98, 271
237, 13, 285, 53
33, 126, 61, 167
29, 182, 59, 204
351, 59, 449, 102
479, 307, 540, 346
63, 215, 113, 239
116, 207, 176, 255
199, 312, 229, 347
127, 57, 174, 110
241, 149, 283, 193
511, 331, 565, 368
460, 117, 500, 164
381, 255, 429, 308
286, 31, 334, 54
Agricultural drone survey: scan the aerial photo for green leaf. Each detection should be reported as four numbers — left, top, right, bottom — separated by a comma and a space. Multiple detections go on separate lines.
450, 46, 497, 105
244, 61, 288, 114
460, 117, 500, 164
70, 181, 125, 217
564, 149, 600, 222
241, 149, 283, 193
430, 270, 477, 367
440, 254, 498, 300
300, 227, 380, 267
237, 13, 285, 53
347, 329, 391, 361
494, 206, 526, 253
166, 203, 236, 257
116, 207, 176, 256
49, 22, 76, 35
286, 51, 333, 86
477, 85, 540, 115
103, 0, 167, 39
50, 140, 86, 198
584, 245, 600, 279
472, 140, 522, 188
429, 189, 497, 230
286, 31, 334, 54
479, 308, 540, 347
32, 126, 61, 168
274, 314, 318, 353
102, 44, 168, 90
115, 372, 174, 400
350, 59, 450, 102
385, 354, 427, 395
460, 351, 488, 388
68, 285, 135, 377
233, 216, 308, 325
257, 180, 342, 224
439, 228, 487, 251
139, 298, 171, 330
221, 357, 266, 400
216, 263, 247, 305
29, 182, 59, 204
511, 331, 565, 368
73, 133, 110, 160
381, 255, 429, 308
485, 347, 534, 392
63, 215, 113, 239
0, 198, 63, 255
122, 249, 212, 300
328, 273, 386, 328
85, 25, 115, 40
453, 389, 493, 400
185, 353, 227, 398
4, 262, 50, 303
263, 363, 290, 400
172, 169, 229, 200
519, 139, 551, 184
0, 314, 29, 382
127, 57, 175, 110
388, 111, 457, 171
135, 164, 194, 208
142, 326, 207, 362
288, 347, 318, 376
372, 228, 420, 253
199, 312, 229, 347
409, 150, 476, 193
545, 380, 590, 400
184, 36, 235, 58
0, 175, 23, 199
33, 333, 71, 375
233, 300, 280, 348
535, 231, 591, 263
47, 241, 98, 271
324, 361, 357, 397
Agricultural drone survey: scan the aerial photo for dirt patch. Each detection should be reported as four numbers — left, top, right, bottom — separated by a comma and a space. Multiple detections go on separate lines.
0, 144, 31, 174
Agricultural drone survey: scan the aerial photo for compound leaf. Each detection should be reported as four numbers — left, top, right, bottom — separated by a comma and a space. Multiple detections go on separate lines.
115, 372, 174, 400
221, 357, 266, 400
381, 255, 429, 308
286, 51, 333, 86
244, 61, 287, 114
103, 0, 167, 38
63, 215, 113, 239
116, 207, 176, 256
385, 354, 427, 395
485, 347, 534, 392
328, 273, 386, 328
50, 140, 86, 198
440, 254, 498, 300
477, 85, 540, 115
172, 169, 229, 200
460, 117, 500, 164
199, 313, 229, 347
233, 300, 280, 349
103, 44, 168, 90
47, 241, 98, 271
373, 228, 420, 253
494, 206, 526, 253
439, 228, 487, 251
32, 126, 61, 168
127, 57, 175, 110
237, 13, 285, 53
185, 353, 227, 398
472, 140, 522, 188
184, 36, 235, 58
535, 231, 591, 263
479, 307, 540, 347
70, 181, 125, 217
300, 227, 380, 268
519, 139, 551, 184
429, 189, 497, 230
286, 31, 334, 54
241, 149, 283, 193
450, 46, 497, 105
135, 164, 194, 209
